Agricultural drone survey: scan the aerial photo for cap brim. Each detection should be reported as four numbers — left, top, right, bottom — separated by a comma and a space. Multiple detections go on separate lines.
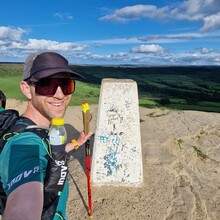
32, 68, 84, 79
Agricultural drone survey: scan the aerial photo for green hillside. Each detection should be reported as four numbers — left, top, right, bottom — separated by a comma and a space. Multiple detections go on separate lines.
0, 63, 220, 112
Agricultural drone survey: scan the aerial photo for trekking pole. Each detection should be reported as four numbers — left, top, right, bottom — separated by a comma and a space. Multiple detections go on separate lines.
82, 102, 92, 219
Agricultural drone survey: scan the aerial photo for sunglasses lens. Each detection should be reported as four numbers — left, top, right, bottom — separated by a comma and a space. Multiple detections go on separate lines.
61, 79, 75, 95
35, 78, 75, 96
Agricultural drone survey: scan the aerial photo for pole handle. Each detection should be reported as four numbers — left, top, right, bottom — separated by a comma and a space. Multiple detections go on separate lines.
82, 102, 90, 135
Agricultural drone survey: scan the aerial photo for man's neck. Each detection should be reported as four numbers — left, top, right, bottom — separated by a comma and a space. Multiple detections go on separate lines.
23, 103, 50, 128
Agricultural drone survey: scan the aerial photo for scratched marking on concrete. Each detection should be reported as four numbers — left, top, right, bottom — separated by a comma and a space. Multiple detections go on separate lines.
92, 79, 143, 186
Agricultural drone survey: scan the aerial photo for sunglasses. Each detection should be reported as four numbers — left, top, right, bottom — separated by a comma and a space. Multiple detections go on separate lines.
28, 78, 75, 96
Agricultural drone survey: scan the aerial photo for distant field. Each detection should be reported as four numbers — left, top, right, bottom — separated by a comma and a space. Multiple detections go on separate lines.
0, 63, 220, 112
0, 64, 100, 106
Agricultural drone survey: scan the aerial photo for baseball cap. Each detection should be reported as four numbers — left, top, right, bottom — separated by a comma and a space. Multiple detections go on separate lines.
23, 51, 83, 80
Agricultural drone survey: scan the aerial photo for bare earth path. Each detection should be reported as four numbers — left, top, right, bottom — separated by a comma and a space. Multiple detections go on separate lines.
4, 99, 220, 220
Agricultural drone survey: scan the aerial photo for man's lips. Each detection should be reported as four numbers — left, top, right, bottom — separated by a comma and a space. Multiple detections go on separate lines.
49, 102, 64, 107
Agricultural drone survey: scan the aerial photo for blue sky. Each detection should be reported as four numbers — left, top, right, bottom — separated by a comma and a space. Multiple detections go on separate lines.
0, 0, 220, 65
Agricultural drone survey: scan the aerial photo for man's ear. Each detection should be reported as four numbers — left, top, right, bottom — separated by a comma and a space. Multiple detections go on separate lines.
20, 81, 32, 99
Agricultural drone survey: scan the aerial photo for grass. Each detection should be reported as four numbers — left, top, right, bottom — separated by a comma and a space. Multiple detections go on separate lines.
176, 139, 183, 149
168, 103, 220, 112
139, 98, 158, 108
192, 146, 208, 159
0, 64, 23, 76
0, 75, 25, 100
147, 111, 169, 117
0, 64, 100, 105
70, 81, 100, 105
1, 64, 220, 112
0, 78, 100, 106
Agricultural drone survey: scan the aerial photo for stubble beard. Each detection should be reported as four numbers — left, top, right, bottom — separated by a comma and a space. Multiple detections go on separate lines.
32, 96, 71, 121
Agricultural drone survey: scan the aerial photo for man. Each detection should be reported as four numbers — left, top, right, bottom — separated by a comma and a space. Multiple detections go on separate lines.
0, 51, 92, 219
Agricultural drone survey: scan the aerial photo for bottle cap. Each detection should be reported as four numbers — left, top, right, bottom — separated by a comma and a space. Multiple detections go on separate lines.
51, 118, 64, 126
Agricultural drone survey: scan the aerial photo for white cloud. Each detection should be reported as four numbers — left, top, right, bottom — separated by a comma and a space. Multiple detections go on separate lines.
26, 39, 86, 51
54, 13, 63, 19
66, 15, 74, 20
54, 12, 74, 20
199, 47, 213, 54
99, 4, 169, 23
200, 12, 220, 32
0, 26, 27, 41
81, 37, 140, 45
0, 27, 88, 60
0, 38, 87, 52
99, 14, 128, 23
131, 44, 165, 53
0, 21, 220, 65
79, 31, 220, 46
99, 0, 220, 32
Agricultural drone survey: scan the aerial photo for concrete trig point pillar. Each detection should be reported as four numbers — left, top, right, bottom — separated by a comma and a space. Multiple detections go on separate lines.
92, 78, 143, 186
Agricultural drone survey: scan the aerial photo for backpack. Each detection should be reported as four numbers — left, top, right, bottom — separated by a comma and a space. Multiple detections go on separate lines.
0, 90, 6, 109
0, 109, 19, 214
0, 109, 69, 219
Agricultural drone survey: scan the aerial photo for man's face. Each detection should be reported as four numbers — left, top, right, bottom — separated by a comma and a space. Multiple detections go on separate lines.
29, 73, 73, 120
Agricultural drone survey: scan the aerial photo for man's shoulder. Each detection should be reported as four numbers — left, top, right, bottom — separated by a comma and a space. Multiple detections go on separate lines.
2, 132, 48, 161
7, 131, 43, 144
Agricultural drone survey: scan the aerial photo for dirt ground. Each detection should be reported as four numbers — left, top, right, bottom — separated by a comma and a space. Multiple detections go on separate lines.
5, 99, 220, 220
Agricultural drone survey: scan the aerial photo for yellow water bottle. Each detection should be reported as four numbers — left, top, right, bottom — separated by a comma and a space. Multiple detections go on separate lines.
49, 118, 67, 145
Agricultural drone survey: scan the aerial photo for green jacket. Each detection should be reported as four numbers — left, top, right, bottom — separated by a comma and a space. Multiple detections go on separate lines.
0, 131, 69, 220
